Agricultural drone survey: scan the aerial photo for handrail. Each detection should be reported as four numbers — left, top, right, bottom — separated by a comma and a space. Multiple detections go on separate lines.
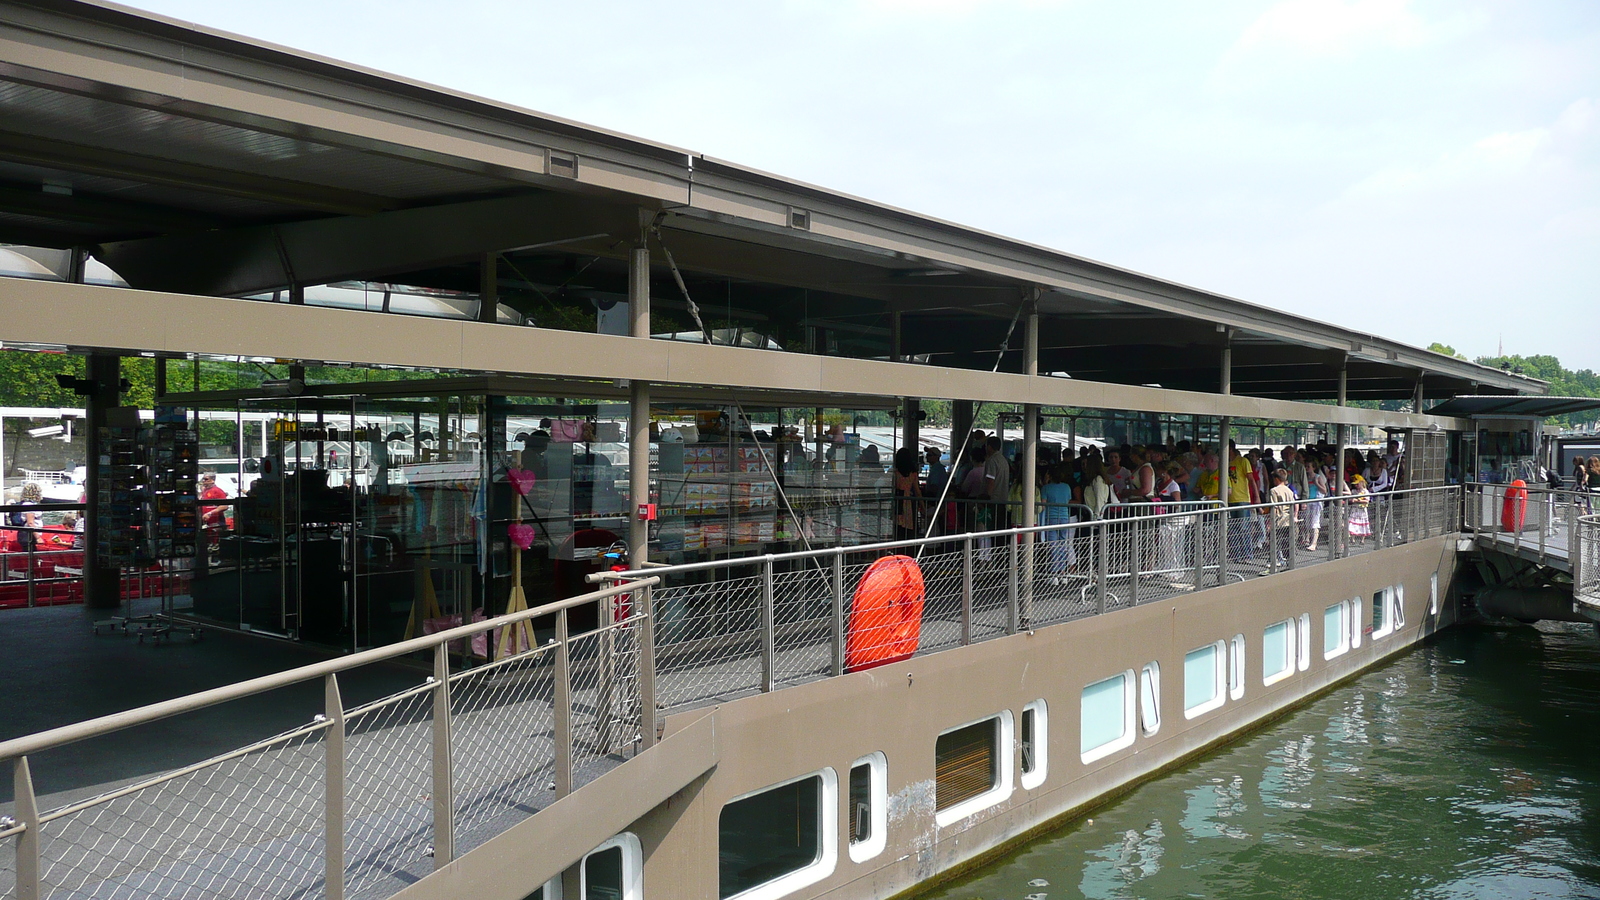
0, 577, 655, 762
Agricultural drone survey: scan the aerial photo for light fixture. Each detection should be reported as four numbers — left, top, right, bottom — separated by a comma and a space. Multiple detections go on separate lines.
27, 424, 64, 438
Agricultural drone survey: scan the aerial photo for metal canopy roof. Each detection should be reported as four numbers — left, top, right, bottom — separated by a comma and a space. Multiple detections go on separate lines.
0, 0, 1546, 406
1424, 396, 1600, 419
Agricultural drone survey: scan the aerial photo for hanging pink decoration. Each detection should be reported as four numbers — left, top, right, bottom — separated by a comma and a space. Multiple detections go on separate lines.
507, 468, 537, 495
508, 523, 536, 549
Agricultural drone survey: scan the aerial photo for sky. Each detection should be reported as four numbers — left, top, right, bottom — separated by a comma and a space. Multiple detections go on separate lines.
127, 0, 1600, 371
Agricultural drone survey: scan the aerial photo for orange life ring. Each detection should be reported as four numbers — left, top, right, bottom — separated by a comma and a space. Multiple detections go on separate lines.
1501, 480, 1528, 532
845, 555, 925, 672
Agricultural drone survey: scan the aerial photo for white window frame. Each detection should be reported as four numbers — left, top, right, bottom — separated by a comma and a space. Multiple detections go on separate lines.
1297, 613, 1311, 672
1393, 584, 1406, 628
1350, 597, 1363, 649
1229, 634, 1246, 701
935, 712, 1014, 827
1139, 661, 1161, 737
846, 752, 888, 863
1080, 671, 1136, 764
1262, 619, 1295, 686
538, 876, 563, 900
1019, 699, 1049, 791
1430, 571, 1439, 616
1372, 588, 1395, 640
1183, 642, 1227, 720
722, 769, 839, 900
1324, 602, 1350, 660
581, 832, 643, 900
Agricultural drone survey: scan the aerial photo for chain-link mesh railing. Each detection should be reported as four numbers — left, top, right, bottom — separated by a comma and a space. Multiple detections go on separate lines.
1577, 515, 1600, 610
1, 578, 651, 900
1465, 482, 1587, 564
651, 573, 765, 709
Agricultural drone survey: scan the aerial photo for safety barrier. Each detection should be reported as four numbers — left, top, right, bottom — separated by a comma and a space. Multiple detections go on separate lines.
1576, 515, 1599, 610
1464, 482, 1593, 567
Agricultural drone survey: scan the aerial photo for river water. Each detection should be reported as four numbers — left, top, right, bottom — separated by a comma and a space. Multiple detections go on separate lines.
924, 622, 1600, 900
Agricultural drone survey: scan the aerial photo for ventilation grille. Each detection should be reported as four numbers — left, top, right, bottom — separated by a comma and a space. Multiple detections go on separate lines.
548, 151, 579, 178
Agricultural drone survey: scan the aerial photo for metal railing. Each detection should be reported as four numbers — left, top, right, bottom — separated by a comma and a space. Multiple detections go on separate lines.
0, 484, 1462, 900
0, 577, 657, 900
602, 485, 1461, 713
1463, 482, 1595, 567
1575, 514, 1598, 610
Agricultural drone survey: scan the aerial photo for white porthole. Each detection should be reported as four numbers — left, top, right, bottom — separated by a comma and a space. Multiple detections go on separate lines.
1139, 662, 1161, 737
1228, 634, 1246, 701
1081, 672, 1136, 763
1183, 642, 1226, 720
1297, 613, 1311, 672
1350, 597, 1362, 649
582, 833, 643, 900
1324, 602, 1350, 660
1019, 699, 1048, 791
846, 752, 887, 863
1263, 619, 1295, 686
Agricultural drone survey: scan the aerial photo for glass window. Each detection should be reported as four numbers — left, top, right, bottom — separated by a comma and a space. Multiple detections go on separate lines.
1298, 613, 1312, 671
1020, 700, 1048, 790
1394, 584, 1406, 628
934, 714, 1014, 825
1263, 620, 1294, 685
1139, 662, 1161, 736
1324, 602, 1349, 659
581, 834, 640, 900
1430, 572, 1439, 616
1350, 597, 1363, 649
719, 772, 836, 900
1184, 642, 1225, 719
846, 752, 887, 863
1081, 673, 1135, 762
1229, 634, 1246, 700
1372, 589, 1389, 636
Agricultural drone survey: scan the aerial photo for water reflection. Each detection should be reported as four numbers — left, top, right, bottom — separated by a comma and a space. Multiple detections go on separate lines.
924, 623, 1600, 900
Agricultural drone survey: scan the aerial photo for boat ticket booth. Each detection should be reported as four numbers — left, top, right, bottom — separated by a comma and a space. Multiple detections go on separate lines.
153, 376, 897, 653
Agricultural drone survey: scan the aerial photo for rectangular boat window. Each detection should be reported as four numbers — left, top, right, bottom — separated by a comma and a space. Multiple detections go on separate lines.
847, 752, 887, 863
1229, 634, 1246, 700
1394, 584, 1406, 628
1184, 642, 1226, 719
582, 834, 641, 900
1324, 602, 1349, 659
719, 770, 837, 900
1263, 619, 1294, 685
935, 713, 1014, 825
1139, 662, 1161, 737
1372, 588, 1393, 639
1020, 699, 1048, 790
1350, 597, 1363, 649
1081, 672, 1135, 762
1298, 613, 1312, 671
1430, 572, 1439, 616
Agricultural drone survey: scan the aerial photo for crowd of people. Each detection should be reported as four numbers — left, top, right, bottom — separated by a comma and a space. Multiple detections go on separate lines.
890, 431, 1415, 571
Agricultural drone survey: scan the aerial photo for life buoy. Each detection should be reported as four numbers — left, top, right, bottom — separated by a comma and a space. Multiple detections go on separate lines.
1501, 480, 1528, 532
845, 555, 925, 672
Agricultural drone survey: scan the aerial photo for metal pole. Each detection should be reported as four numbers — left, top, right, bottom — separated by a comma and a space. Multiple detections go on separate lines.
632, 582, 657, 751
1007, 535, 1020, 633
1095, 520, 1109, 614
553, 608, 573, 798
15, 756, 40, 900
961, 536, 973, 644
324, 674, 346, 900
1268, 510, 1278, 575
1021, 303, 1040, 629
1218, 415, 1232, 583
1192, 507, 1206, 591
478, 252, 498, 323
1288, 501, 1298, 570
831, 552, 845, 676
1128, 516, 1141, 603
761, 557, 775, 692
430, 644, 454, 867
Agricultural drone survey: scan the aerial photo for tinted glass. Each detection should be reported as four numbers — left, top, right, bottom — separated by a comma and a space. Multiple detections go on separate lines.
719, 776, 821, 898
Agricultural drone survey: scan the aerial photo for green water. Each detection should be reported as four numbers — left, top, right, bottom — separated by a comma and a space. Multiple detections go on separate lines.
925, 623, 1600, 900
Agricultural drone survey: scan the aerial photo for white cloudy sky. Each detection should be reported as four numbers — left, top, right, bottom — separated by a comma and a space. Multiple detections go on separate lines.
129, 0, 1600, 370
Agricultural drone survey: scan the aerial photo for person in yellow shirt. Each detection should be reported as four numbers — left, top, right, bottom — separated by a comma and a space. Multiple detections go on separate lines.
1226, 442, 1256, 560
1195, 453, 1221, 501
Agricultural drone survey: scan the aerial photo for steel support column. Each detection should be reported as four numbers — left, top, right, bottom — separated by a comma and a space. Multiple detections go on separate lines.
628, 233, 651, 568
1021, 301, 1039, 626
83, 353, 123, 609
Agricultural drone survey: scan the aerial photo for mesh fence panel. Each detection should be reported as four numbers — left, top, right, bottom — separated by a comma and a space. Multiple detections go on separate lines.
448, 647, 558, 853
567, 623, 644, 791
343, 687, 435, 899
32, 724, 326, 900
913, 547, 966, 653
968, 538, 1011, 641
1578, 517, 1600, 610
652, 574, 764, 709
771, 563, 835, 685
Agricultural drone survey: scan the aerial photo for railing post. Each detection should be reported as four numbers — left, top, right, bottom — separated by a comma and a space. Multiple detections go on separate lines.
598, 583, 616, 754
14, 756, 40, 900
961, 536, 973, 645
1192, 509, 1206, 592
761, 557, 775, 692
325, 673, 346, 900
1095, 520, 1109, 614
1268, 511, 1278, 575
554, 608, 573, 798
430, 643, 454, 867
831, 552, 845, 677
26, 540, 36, 609
1288, 502, 1299, 570
1007, 535, 1020, 633
639, 582, 658, 750
1216, 508, 1230, 586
